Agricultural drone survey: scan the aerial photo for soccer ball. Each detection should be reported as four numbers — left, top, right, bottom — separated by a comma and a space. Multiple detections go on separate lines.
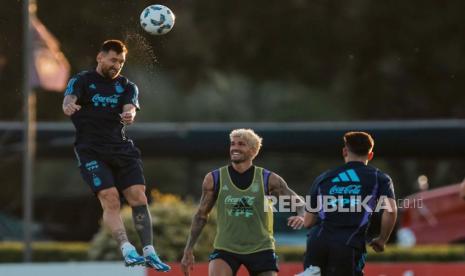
140, 5, 175, 35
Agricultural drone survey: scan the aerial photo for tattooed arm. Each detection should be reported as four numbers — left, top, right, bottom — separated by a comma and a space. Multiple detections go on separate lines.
181, 173, 217, 276
268, 173, 305, 229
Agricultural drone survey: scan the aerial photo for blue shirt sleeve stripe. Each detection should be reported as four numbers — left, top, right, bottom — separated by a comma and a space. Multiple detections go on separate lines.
211, 169, 220, 194
263, 169, 271, 195
64, 77, 77, 96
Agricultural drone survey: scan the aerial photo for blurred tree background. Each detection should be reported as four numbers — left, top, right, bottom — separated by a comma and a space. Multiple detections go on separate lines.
0, 0, 464, 242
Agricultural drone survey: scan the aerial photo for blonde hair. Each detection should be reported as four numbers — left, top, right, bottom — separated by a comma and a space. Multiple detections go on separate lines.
229, 128, 263, 158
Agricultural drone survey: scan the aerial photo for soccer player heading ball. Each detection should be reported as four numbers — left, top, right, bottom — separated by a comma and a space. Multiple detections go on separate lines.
62, 39, 170, 271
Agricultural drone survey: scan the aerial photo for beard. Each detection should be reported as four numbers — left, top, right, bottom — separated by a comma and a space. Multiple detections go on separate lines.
231, 158, 246, 164
230, 152, 248, 164
102, 67, 119, 79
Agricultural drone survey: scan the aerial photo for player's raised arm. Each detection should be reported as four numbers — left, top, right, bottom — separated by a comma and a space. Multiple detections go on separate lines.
63, 74, 85, 116
121, 104, 137, 125
62, 94, 81, 116
181, 173, 217, 276
268, 173, 305, 230
120, 82, 139, 125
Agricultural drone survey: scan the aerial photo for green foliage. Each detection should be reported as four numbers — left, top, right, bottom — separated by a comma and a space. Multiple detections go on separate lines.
88, 190, 217, 262
0, 242, 89, 263
132, 72, 351, 122
6, 0, 372, 122
20, 0, 465, 121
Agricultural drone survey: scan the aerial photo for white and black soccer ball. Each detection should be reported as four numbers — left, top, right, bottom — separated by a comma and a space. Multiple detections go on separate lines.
140, 4, 175, 35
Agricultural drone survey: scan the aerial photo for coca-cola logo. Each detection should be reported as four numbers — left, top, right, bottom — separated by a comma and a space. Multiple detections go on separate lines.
91, 93, 121, 108
224, 195, 255, 205
329, 184, 361, 195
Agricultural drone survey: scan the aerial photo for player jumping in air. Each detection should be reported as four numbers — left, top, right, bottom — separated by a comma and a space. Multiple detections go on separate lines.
62, 39, 170, 272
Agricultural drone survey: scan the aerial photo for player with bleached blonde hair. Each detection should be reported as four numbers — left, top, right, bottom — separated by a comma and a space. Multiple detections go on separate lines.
229, 128, 263, 159
182, 128, 305, 276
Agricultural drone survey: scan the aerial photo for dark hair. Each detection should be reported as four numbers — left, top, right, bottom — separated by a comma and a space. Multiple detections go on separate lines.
100, 39, 127, 54
343, 131, 374, 156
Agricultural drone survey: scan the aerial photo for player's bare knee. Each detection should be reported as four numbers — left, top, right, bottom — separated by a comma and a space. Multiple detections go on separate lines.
208, 259, 233, 276
98, 189, 121, 211
127, 192, 147, 206
123, 185, 147, 206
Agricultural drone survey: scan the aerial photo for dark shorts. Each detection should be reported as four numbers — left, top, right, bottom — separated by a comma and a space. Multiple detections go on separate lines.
304, 235, 366, 276
74, 142, 145, 194
209, 249, 278, 276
